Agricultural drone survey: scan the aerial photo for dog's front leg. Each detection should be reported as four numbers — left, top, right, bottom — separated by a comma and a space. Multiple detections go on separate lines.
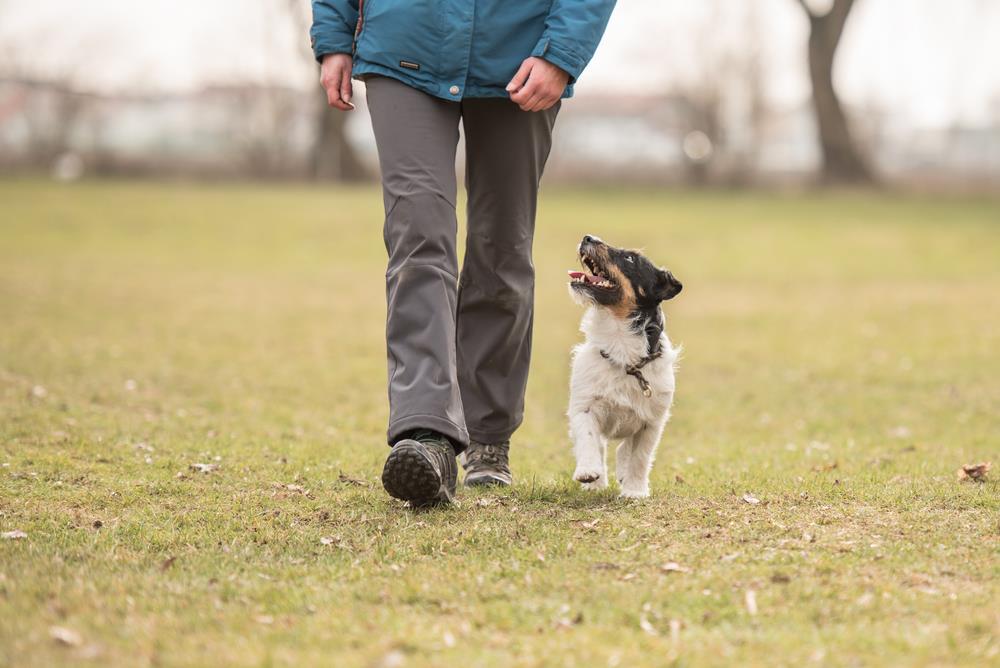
618, 423, 664, 498
570, 409, 607, 489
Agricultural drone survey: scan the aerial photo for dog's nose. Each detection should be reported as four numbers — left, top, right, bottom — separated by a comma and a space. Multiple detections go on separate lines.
582, 234, 600, 245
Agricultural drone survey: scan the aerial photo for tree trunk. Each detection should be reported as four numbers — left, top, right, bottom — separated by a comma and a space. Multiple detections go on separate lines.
798, 0, 874, 185
310, 89, 369, 181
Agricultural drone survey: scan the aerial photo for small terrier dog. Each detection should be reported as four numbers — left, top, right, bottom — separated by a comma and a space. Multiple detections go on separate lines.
567, 234, 683, 498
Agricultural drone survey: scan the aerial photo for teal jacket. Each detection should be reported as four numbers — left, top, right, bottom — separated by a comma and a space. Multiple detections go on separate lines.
310, 0, 617, 100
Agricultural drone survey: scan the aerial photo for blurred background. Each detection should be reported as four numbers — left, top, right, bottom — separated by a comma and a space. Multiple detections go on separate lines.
1, 0, 998, 190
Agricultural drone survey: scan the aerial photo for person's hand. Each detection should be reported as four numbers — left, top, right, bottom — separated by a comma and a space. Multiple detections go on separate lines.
320, 53, 354, 111
506, 57, 570, 112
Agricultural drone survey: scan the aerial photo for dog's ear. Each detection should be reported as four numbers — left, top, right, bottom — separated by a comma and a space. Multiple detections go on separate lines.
655, 269, 683, 301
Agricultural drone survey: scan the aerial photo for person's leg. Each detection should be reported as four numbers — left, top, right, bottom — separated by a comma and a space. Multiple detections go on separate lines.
365, 76, 470, 453
456, 98, 561, 446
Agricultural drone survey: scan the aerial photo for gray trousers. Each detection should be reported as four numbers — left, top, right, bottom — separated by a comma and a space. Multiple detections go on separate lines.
365, 76, 560, 454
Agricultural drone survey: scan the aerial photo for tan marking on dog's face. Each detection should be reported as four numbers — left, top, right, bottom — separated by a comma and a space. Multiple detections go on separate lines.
578, 241, 639, 318
604, 262, 637, 318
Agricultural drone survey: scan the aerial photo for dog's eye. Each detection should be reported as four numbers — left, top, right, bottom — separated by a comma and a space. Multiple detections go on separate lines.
625, 255, 634, 263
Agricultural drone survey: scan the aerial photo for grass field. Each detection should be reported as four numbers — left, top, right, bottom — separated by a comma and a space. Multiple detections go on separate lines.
1, 180, 998, 667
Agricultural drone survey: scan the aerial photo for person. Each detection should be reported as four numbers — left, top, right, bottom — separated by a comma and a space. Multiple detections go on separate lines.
311, 0, 618, 505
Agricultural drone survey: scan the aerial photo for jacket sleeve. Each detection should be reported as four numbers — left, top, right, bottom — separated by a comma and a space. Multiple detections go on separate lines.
531, 0, 617, 83
310, 0, 360, 62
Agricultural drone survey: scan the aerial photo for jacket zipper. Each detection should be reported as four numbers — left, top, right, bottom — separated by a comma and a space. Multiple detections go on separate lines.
353, 0, 367, 55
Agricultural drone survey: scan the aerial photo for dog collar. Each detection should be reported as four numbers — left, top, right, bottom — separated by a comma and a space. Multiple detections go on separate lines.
599, 349, 661, 397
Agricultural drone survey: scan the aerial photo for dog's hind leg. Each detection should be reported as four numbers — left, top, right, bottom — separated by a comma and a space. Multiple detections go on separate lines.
615, 441, 631, 488
618, 423, 664, 498
570, 410, 607, 488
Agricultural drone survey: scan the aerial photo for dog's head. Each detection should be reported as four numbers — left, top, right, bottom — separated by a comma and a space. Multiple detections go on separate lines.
568, 234, 682, 316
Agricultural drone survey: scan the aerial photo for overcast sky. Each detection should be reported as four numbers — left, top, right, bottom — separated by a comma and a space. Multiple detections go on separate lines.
2, 0, 998, 128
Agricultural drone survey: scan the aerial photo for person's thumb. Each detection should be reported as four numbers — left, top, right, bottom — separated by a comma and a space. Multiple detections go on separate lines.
340, 68, 353, 104
506, 59, 533, 92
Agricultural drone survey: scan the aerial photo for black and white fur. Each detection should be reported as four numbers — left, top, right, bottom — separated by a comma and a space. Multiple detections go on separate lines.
567, 235, 683, 498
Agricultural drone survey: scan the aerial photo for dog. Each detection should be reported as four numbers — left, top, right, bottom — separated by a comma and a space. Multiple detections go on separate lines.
567, 234, 683, 498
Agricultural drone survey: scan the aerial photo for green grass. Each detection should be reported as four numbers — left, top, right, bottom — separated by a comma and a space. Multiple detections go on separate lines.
1, 180, 998, 667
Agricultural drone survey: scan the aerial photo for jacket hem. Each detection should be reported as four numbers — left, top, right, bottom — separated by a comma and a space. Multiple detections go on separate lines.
353, 61, 575, 101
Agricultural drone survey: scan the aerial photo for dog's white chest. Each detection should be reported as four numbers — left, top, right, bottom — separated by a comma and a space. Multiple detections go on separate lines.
571, 347, 675, 439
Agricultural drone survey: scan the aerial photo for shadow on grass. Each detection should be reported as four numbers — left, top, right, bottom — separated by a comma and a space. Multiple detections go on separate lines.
380, 476, 633, 515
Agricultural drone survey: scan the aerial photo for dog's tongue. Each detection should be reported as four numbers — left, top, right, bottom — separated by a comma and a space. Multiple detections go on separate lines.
567, 270, 600, 284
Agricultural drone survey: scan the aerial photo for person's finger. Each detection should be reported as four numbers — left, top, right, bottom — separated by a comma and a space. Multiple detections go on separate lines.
327, 85, 351, 110
534, 92, 559, 112
510, 78, 539, 105
506, 59, 533, 93
526, 98, 546, 112
520, 91, 545, 112
524, 87, 548, 111
339, 67, 353, 106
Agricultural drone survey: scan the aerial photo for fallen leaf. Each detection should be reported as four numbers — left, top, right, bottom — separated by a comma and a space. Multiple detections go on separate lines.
668, 618, 683, 642
374, 650, 406, 668
742, 493, 761, 505
744, 590, 758, 616
674, 474, 685, 484
575, 518, 600, 529
812, 461, 838, 472
77, 644, 103, 660
189, 463, 219, 474
660, 562, 691, 574
856, 592, 875, 607
338, 472, 367, 486
888, 425, 912, 439
771, 572, 791, 584
49, 626, 82, 646
320, 536, 340, 546
160, 556, 176, 571
2, 530, 27, 540
639, 615, 658, 636
957, 462, 991, 483
475, 498, 495, 507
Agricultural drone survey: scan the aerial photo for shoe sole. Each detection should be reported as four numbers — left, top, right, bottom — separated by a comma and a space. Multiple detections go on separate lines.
382, 440, 453, 506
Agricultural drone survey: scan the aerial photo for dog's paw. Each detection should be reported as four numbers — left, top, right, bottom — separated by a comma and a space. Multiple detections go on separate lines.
619, 486, 649, 499
581, 477, 608, 491
573, 467, 604, 485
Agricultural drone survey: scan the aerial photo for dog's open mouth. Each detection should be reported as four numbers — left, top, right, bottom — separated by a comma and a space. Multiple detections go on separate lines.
568, 253, 616, 290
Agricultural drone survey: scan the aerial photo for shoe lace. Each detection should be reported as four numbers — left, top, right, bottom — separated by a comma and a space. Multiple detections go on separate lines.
468, 442, 509, 469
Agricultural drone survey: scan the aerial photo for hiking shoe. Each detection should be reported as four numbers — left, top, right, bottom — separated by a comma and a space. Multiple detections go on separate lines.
381, 429, 458, 506
461, 440, 512, 487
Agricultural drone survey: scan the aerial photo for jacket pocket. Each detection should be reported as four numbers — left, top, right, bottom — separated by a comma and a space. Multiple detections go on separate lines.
356, 0, 442, 76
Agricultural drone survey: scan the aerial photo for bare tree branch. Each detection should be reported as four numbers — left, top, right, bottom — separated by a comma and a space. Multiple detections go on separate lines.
795, 0, 818, 19
793, 0, 873, 184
